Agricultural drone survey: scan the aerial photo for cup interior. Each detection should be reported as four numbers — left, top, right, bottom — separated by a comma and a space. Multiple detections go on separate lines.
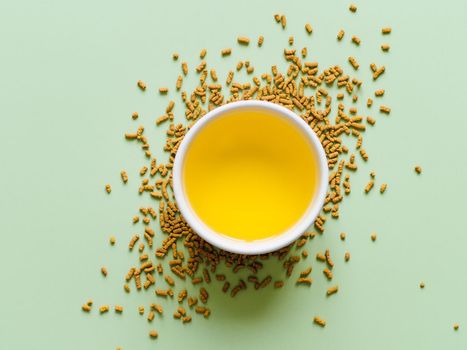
172, 100, 328, 255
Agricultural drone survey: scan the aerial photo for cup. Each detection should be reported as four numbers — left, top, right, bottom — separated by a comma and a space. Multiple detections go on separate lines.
172, 100, 328, 254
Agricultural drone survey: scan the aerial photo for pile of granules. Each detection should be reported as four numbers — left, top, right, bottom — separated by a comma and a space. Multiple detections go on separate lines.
82, 6, 397, 342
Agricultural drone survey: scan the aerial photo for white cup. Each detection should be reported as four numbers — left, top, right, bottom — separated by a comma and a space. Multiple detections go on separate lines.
172, 100, 328, 255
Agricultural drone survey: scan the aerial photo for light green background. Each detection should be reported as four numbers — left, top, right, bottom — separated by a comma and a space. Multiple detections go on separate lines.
1, 0, 466, 349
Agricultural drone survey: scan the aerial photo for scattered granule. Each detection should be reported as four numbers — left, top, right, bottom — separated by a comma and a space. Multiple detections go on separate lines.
288, 36, 294, 46
348, 56, 359, 70
191, 277, 203, 285
176, 75, 183, 90
351, 36, 361, 45
300, 267, 312, 277
181, 62, 188, 75
454, 324, 459, 331
323, 268, 333, 280
132, 215, 139, 224
246, 66, 254, 74
375, 89, 385, 96
236, 61, 243, 71
325, 249, 334, 268
237, 36, 250, 45
128, 234, 139, 250
221, 48, 232, 56
99, 305, 109, 314
182, 315, 192, 323
380, 105, 391, 114
210, 69, 218, 82
172, 53, 179, 60
109, 236, 116, 245
101, 266, 108, 277
371, 232, 377, 241
202, 268, 211, 283
105, 184, 111, 194
81, 301, 92, 312
352, 95, 358, 102
302, 250, 309, 258
373, 66, 385, 80
274, 14, 281, 22
370, 171, 376, 178
305, 23, 313, 34
316, 252, 326, 262
415, 166, 422, 174
199, 48, 207, 58
274, 281, 284, 288
215, 274, 226, 281
381, 44, 390, 52
166, 100, 175, 113
159, 87, 168, 94
337, 29, 345, 40
349, 4, 357, 12
382, 27, 392, 34
164, 275, 175, 286
366, 116, 376, 125
142, 217, 150, 225
177, 306, 186, 316
151, 303, 163, 314
120, 171, 128, 183
258, 35, 264, 47
360, 149, 369, 162
135, 273, 142, 290
313, 316, 326, 327
280, 15, 286, 29
149, 330, 158, 338
115, 305, 123, 313
367, 98, 373, 107
419, 282, 425, 289
138, 306, 145, 315
137, 80, 146, 91
345, 252, 351, 262
326, 285, 339, 296
147, 311, 155, 321
187, 297, 198, 307
131, 112, 138, 120
222, 281, 230, 293
296, 277, 312, 285
340, 232, 346, 241
380, 183, 387, 193
123, 284, 130, 293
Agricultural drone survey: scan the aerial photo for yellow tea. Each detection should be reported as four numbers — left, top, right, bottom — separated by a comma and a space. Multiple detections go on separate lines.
183, 109, 318, 241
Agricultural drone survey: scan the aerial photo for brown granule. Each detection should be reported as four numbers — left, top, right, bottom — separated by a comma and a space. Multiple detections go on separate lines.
221, 48, 232, 56
349, 4, 357, 12
137, 80, 146, 91
415, 166, 422, 174
237, 36, 250, 45
313, 316, 326, 327
101, 267, 108, 277
380, 183, 387, 193
337, 29, 345, 40
326, 285, 338, 296
382, 27, 392, 34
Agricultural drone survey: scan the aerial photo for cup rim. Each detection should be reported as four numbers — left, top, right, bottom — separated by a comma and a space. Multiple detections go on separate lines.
172, 100, 328, 255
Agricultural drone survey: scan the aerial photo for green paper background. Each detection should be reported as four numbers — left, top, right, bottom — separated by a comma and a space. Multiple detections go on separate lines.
1, 0, 466, 349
